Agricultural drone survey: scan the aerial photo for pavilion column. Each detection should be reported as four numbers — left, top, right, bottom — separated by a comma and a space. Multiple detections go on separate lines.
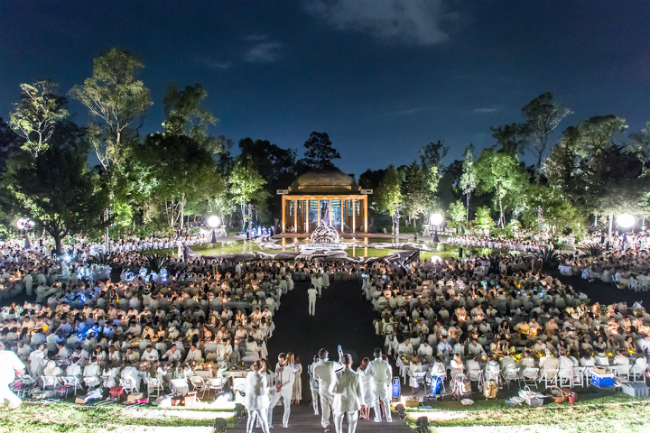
293, 199, 297, 233
329, 199, 332, 225
352, 199, 356, 234
364, 197, 368, 233
341, 200, 344, 233
317, 199, 321, 229
281, 197, 286, 233
305, 199, 309, 234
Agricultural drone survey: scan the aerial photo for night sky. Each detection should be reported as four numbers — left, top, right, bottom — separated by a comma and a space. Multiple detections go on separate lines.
1, 1, 649, 175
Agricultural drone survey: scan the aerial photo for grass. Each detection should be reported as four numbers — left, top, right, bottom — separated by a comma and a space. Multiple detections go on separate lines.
0, 401, 236, 433
403, 393, 650, 432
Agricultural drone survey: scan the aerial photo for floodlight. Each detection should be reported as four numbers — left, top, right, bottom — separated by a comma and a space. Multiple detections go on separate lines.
430, 213, 443, 226
207, 215, 221, 228
16, 217, 34, 230
617, 214, 635, 229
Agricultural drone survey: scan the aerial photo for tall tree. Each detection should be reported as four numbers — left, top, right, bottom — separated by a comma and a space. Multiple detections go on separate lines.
521, 92, 572, 175
626, 120, 650, 177
9, 80, 68, 158
300, 132, 340, 170
228, 159, 269, 232
475, 149, 528, 228
447, 200, 467, 232
132, 134, 224, 229
10, 122, 108, 253
70, 48, 152, 171
419, 140, 449, 208
162, 83, 225, 156
490, 123, 529, 155
402, 161, 428, 224
459, 144, 477, 221
375, 165, 402, 234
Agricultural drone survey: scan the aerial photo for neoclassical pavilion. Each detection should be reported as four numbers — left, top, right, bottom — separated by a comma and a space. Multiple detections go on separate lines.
278, 171, 371, 234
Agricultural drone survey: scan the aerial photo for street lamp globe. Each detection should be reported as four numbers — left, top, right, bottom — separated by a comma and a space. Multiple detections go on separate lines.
207, 215, 221, 228
16, 217, 34, 231
617, 214, 635, 229
430, 213, 443, 226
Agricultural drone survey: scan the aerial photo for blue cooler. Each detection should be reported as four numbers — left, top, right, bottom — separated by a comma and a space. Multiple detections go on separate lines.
392, 377, 401, 398
591, 372, 615, 387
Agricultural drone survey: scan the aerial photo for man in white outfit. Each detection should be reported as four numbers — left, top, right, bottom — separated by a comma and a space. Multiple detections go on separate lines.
23, 273, 33, 297
308, 286, 318, 316
333, 353, 363, 433
0, 342, 26, 409
245, 360, 271, 433
367, 348, 392, 423
268, 353, 295, 428
313, 347, 343, 430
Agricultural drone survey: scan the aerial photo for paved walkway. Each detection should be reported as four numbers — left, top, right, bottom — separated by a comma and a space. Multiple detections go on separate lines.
229, 277, 412, 432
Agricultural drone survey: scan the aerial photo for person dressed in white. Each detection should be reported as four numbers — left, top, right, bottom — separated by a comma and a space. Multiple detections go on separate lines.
333, 353, 363, 433
313, 347, 343, 430
0, 342, 26, 409
367, 348, 392, 423
245, 360, 271, 433
308, 286, 318, 316
268, 353, 295, 428
29, 344, 46, 378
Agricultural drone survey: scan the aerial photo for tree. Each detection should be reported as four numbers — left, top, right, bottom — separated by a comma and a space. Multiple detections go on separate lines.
300, 132, 340, 170
625, 119, 650, 177
475, 206, 494, 233
521, 92, 572, 175
475, 149, 528, 228
9, 80, 68, 158
229, 159, 269, 232
522, 184, 584, 240
402, 161, 428, 224
448, 200, 466, 232
459, 144, 477, 222
490, 123, 529, 155
375, 165, 402, 234
132, 134, 224, 229
10, 122, 108, 253
70, 48, 152, 170
419, 140, 449, 209
162, 83, 225, 156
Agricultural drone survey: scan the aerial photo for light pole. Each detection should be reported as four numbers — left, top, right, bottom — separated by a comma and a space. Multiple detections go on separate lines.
430, 213, 443, 243
208, 215, 221, 244
16, 217, 34, 249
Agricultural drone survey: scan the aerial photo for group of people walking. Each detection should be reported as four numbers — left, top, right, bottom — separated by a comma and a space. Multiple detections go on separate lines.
245, 347, 392, 433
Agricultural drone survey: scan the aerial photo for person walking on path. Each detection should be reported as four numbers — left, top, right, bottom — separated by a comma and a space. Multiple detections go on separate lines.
333, 353, 363, 433
268, 353, 295, 428
308, 285, 318, 316
0, 342, 26, 409
367, 348, 392, 423
313, 347, 343, 431
245, 360, 271, 433
308, 355, 321, 415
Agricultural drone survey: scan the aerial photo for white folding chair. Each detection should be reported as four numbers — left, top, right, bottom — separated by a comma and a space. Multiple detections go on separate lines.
61, 376, 84, 396
572, 367, 585, 387
119, 378, 137, 394
189, 375, 208, 399
83, 376, 102, 389
502, 367, 520, 389
207, 377, 224, 395
522, 367, 539, 389
40, 375, 60, 390
558, 368, 573, 387
146, 377, 164, 398
614, 364, 631, 382
540, 369, 559, 388
629, 359, 647, 382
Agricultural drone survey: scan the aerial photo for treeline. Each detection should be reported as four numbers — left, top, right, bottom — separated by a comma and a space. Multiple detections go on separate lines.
0, 48, 648, 251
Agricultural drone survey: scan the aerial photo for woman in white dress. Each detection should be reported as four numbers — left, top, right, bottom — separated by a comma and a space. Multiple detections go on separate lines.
292, 356, 302, 405
245, 360, 271, 433
357, 357, 374, 420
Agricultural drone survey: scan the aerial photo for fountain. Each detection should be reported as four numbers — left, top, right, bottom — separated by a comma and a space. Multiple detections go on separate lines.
300, 209, 345, 252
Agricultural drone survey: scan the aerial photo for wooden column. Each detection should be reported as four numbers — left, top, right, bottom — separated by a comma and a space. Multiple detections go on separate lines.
352, 199, 356, 234
281, 197, 286, 233
329, 199, 332, 225
317, 199, 321, 229
364, 197, 368, 233
340, 199, 344, 233
293, 199, 297, 233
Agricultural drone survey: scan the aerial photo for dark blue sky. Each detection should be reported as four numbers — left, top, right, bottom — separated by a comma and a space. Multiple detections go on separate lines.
1, 1, 648, 175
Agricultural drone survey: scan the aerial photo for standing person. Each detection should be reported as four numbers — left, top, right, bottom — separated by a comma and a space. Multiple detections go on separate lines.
367, 348, 392, 423
0, 342, 26, 409
308, 355, 321, 415
313, 347, 343, 431
333, 353, 363, 433
245, 360, 271, 433
292, 355, 303, 405
357, 357, 374, 420
308, 285, 318, 316
268, 353, 295, 428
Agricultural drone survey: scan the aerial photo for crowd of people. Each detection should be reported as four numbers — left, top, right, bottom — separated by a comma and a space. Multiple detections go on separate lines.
362, 251, 650, 393
447, 235, 552, 253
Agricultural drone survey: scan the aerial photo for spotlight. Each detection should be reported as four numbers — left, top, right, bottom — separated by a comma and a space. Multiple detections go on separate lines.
617, 214, 635, 229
